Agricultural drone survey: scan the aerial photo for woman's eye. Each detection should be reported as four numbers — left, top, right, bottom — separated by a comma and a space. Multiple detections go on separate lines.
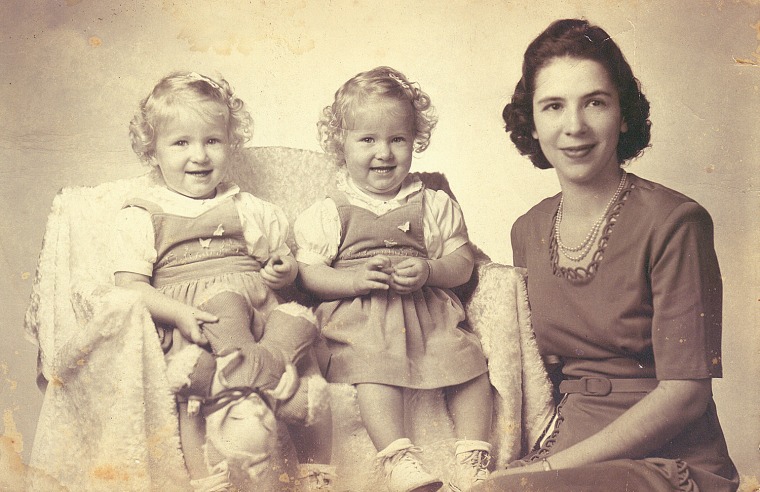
588, 99, 606, 108
543, 103, 562, 111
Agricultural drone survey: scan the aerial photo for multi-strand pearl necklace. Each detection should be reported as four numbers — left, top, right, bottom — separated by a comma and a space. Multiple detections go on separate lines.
555, 171, 628, 262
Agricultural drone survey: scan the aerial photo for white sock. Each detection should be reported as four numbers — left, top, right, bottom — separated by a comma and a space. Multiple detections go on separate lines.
454, 439, 491, 456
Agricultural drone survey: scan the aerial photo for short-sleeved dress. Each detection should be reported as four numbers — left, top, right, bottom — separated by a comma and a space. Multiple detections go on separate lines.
294, 174, 488, 389
113, 182, 292, 356
487, 174, 739, 491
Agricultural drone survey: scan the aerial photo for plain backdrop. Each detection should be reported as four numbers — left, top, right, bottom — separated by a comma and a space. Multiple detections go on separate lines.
1, 0, 758, 482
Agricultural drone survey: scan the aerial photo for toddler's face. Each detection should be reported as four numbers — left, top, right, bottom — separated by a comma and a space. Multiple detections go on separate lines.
343, 96, 414, 200
153, 102, 231, 199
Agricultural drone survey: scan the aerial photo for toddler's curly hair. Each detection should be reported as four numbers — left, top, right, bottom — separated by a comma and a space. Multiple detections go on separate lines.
317, 66, 437, 164
129, 71, 252, 164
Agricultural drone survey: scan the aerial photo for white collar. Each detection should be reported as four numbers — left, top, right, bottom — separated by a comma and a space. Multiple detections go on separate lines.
144, 174, 240, 209
337, 171, 423, 206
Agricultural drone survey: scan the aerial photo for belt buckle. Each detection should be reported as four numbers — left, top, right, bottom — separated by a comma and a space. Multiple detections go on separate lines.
581, 377, 612, 396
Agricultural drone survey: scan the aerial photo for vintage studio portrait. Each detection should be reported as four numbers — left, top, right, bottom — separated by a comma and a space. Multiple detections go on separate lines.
1, 1, 758, 491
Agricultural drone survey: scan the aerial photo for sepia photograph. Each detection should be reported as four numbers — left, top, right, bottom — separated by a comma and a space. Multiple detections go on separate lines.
1, 1, 758, 490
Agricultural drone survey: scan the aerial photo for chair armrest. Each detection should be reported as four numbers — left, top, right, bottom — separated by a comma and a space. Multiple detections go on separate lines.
44, 282, 161, 385
464, 261, 529, 359
464, 261, 554, 464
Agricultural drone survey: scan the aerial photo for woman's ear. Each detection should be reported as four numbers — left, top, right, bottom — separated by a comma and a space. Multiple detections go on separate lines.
531, 129, 539, 140
620, 119, 628, 134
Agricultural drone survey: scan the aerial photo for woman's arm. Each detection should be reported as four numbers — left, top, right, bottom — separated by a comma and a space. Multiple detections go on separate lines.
114, 271, 215, 345
504, 378, 712, 473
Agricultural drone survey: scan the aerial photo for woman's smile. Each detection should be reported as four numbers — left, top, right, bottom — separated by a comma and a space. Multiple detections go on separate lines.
560, 143, 596, 159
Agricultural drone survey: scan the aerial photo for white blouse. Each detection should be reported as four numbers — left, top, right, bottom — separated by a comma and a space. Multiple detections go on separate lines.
112, 182, 291, 278
294, 173, 469, 266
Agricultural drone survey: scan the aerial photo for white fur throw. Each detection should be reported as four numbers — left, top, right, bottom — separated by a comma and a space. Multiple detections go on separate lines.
24, 146, 553, 491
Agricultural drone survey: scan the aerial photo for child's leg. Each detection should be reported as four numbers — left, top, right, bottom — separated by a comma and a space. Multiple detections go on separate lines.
445, 372, 492, 441
358, 384, 442, 492
178, 402, 209, 479
445, 373, 493, 492
356, 383, 405, 450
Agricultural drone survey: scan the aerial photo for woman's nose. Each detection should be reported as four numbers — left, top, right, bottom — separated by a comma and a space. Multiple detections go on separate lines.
563, 107, 587, 135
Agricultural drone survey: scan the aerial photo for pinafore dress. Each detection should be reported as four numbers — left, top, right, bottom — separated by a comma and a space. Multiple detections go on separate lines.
124, 196, 281, 356
315, 188, 488, 389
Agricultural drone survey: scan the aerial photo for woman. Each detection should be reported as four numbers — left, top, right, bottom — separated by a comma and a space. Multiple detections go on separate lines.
479, 19, 739, 491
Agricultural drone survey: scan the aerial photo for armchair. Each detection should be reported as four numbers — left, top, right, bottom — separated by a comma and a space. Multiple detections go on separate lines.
24, 146, 553, 491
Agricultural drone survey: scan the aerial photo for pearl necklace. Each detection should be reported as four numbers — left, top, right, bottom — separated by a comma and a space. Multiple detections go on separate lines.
555, 171, 627, 262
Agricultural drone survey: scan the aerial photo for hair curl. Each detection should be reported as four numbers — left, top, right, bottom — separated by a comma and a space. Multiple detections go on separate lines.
129, 71, 252, 164
502, 19, 651, 169
317, 66, 437, 164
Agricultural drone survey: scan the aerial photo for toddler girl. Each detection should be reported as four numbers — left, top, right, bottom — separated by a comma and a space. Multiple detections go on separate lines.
113, 71, 325, 491
295, 66, 493, 492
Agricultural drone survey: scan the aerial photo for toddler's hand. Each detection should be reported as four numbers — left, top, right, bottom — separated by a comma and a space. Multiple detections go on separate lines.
352, 255, 393, 295
390, 257, 430, 294
176, 307, 215, 346
261, 254, 295, 290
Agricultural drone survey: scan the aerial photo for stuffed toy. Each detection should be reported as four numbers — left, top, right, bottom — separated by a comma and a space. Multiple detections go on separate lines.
165, 300, 326, 489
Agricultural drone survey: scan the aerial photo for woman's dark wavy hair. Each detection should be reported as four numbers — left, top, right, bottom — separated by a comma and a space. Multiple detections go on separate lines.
502, 19, 651, 169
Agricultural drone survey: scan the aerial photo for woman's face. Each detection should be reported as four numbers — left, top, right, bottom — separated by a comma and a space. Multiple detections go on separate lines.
531, 56, 627, 186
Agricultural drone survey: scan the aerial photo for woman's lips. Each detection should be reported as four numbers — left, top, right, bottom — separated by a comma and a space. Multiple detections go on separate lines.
561, 144, 595, 159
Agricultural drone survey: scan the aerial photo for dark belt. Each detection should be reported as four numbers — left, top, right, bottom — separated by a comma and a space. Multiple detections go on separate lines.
559, 377, 659, 396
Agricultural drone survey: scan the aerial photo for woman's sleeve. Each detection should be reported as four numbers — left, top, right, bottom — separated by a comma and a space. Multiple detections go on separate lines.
650, 201, 723, 379
112, 206, 156, 277
511, 215, 527, 268
424, 189, 469, 259
236, 193, 292, 261
293, 199, 341, 266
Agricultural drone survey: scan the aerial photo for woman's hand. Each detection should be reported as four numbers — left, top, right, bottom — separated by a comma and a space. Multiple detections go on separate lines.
497, 459, 548, 475
260, 254, 298, 290
390, 257, 430, 294
352, 255, 393, 295
536, 379, 712, 470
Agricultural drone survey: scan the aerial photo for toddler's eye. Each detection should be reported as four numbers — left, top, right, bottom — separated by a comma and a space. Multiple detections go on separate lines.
392, 136, 407, 143
361, 137, 374, 144
174, 140, 188, 146
207, 138, 222, 145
